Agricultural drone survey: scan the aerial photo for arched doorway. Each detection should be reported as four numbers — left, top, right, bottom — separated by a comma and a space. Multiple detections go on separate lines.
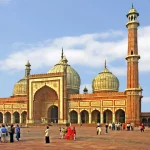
48, 105, 58, 123
148, 118, 150, 127
13, 112, 20, 123
21, 111, 27, 124
115, 109, 125, 123
4, 112, 11, 123
33, 85, 58, 122
70, 110, 78, 123
142, 118, 148, 126
91, 110, 100, 123
103, 109, 112, 123
0, 112, 3, 123
80, 110, 89, 123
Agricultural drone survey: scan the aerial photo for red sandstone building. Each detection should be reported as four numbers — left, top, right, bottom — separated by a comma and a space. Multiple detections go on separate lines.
0, 6, 149, 126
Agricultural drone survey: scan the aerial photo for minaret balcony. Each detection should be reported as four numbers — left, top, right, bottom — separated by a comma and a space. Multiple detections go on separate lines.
125, 55, 140, 60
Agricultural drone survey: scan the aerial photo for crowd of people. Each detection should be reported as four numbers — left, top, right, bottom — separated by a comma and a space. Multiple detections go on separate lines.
0, 124, 20, 143
95, 122, 146, 135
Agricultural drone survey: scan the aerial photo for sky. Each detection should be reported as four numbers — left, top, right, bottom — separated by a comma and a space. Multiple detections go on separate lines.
0, 0, 149, 112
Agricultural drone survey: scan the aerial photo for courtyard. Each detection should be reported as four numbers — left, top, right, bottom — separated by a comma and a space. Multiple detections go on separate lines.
0, 125, 150, 150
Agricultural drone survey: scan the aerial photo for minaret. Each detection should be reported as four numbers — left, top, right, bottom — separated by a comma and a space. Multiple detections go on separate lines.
25, 60, 31, 76
25, 60, 31, 124
125, 4, 142, 125
62, 50, 68, 124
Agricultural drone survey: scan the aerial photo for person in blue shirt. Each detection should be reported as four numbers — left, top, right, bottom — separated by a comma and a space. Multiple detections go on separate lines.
1, 124, 7, 143
15, 124, 20, 141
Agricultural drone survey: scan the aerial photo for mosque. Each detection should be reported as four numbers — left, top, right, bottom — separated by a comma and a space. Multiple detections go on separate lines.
0, 6, 149, 126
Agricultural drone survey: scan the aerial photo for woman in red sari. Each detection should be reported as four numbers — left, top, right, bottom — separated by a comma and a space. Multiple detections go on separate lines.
65, 123, 73, 140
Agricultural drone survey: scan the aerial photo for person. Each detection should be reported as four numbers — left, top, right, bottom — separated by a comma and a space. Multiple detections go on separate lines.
61, 127, 66, 139
0, 125, 2, 143
1, 124, 7, 143
72, 126, 76, 140
140, 123, 145, 132
9, 124, 15, 143
96, 123, 101, 135
112, 122, 115, 130
65, 123, 72, 140
45, 126, 50, 143
15, 124, 20, 141
105, 123, 108, 134
59, 127, 62, 139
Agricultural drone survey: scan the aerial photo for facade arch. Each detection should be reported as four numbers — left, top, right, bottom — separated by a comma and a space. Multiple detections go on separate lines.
33, 85, 58, 122
4, 112, 11, 124
80, 109, 89, 113
0, 112, 3, 123
33, 84, 59, 98
103, 109, 112, 123
13, 111, 20, 123
21, 111, 27, 124
91, 110, 100, 123
70, 110, 78, 123
115, 109, 125, 123
80, 110, 89, 123
47, 105, 58, 123
142, 118, 148, 126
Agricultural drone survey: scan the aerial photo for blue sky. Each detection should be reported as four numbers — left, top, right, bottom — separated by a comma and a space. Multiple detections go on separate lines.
0, 0, 150, 112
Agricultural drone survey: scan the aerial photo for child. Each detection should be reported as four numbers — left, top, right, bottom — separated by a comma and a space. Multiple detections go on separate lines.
61, 127, 66, 139
59, 127, 62, 139
72, 126, 76, 140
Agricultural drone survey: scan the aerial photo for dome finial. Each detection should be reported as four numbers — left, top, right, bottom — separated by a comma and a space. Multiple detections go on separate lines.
105, 60, 106, 68
61, 47, 64, 59
132, 3, 133, 8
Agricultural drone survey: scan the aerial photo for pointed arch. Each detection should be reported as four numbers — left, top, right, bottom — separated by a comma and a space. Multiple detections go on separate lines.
80, 110, 89, 123
91, 110, 100, 123
115, 109, 125, 123
13, 111, 20, 123
4, 112, 11, 123
103, 109, 112, 123
33, 85, 58, 122
0, 112, 3, 123
47, 105, 58, 123
70, 110, 78, 123
142, 118, 148, 126
21, 111, 27, 124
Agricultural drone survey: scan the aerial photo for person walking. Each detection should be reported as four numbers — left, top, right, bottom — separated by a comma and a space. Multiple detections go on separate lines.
140, 123, 145, 132
105, 123, 108, 134
15, 124, 20, 141
45, 126, 50, 143
96, 123, 101, 135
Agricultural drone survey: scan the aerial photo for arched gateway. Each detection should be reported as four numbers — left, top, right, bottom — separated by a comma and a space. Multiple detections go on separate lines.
33, 85, 58, 123
48, 105, 58, 123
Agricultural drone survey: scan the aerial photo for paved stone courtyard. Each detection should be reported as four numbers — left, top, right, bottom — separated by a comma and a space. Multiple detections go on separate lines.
0, 125, 150, 150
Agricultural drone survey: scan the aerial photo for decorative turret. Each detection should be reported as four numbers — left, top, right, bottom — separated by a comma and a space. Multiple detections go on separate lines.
25, 60, 31, 76
83, 86, 88, 94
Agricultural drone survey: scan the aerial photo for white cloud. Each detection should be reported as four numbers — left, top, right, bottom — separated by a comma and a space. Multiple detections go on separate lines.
0, 26, 150, 75
142, 97, 150, 103
0, 0, 12, 5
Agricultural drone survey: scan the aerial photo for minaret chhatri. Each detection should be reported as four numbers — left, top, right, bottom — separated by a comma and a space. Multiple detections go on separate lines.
125, 4, 142, 125
25, 60, 31, 76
